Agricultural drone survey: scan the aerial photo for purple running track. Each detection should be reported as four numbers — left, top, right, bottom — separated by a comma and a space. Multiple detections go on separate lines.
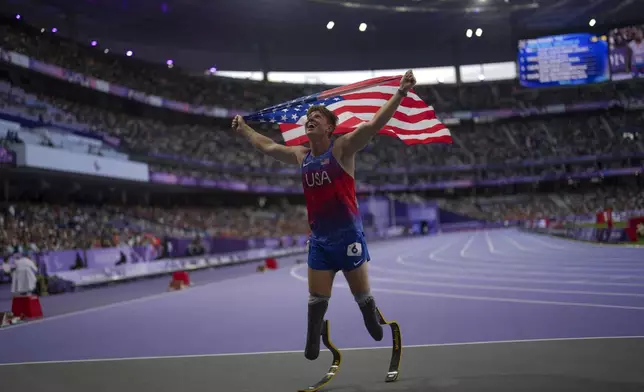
1, 229, 643, 365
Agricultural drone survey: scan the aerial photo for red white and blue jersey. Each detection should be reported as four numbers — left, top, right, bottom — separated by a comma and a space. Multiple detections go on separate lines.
301, 142, 363, 242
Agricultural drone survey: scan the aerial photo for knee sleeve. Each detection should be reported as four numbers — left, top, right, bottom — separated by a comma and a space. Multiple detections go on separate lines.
308, 293, 330, 324
309, 293, 330, 306
354, 291, 374, 307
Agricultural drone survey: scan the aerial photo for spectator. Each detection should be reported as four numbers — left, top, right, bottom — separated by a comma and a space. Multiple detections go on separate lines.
10, 251, 38, 295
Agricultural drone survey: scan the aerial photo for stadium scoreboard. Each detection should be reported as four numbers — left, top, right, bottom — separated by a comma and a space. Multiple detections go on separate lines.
518, 33, 610, 88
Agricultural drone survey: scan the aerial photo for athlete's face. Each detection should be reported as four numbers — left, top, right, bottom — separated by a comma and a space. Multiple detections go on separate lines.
305, 111, 333, 139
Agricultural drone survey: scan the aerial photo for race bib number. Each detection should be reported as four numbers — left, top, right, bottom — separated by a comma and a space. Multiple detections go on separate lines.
347, 242, 363, 257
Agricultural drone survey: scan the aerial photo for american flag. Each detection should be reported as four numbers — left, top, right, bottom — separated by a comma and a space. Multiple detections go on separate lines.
244, 75, 452, 146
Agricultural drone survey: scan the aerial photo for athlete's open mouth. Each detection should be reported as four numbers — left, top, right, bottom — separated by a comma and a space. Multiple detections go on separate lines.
306, 122, 317, 131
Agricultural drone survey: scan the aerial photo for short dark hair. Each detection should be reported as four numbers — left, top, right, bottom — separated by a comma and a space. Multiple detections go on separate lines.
306, 105, 338, 131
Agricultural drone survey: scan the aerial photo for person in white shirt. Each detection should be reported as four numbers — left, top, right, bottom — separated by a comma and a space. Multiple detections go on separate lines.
628, 29, 644, 76
11, 252, 39, 295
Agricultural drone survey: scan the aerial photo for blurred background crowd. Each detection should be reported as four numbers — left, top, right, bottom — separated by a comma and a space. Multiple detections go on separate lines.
0, 18, 643, 258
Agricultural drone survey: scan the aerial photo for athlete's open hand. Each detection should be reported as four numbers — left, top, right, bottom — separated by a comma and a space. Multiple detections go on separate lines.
399, 70, 416, 93
231, 115, 246, 133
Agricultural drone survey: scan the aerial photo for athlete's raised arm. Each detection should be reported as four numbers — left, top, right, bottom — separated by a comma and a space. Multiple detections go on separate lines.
337, 70, 417, 157
232, 115, 306, 165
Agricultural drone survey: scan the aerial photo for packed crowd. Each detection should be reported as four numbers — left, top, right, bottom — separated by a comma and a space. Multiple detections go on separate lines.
2, 183, 639, 257
439, 185, 644, 221
127, 203, 308, 239
1, 203, 137, 254
1, 202, 309, 257
5, 18, 644, 114
563, 186, 644, 216
1, 18, 644, 185
0, 17, 643, 252
2, 78, 642, 183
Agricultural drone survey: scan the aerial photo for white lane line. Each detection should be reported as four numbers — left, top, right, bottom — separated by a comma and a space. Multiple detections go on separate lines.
289, 264, 644, 311
421, 258, 644, 280
460, 233, 478, 257
388, 262, 644, 288
2, 335, 643, 367
364, 274, 644, 298
484, 230, 499, 255
427, 253, 644, 272
422, 240, 644, 277
477, 231, 643, 263
501, 234, 536, 252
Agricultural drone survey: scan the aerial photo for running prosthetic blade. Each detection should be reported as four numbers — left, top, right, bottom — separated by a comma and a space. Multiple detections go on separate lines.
298, 320, 342, 392
377, 308, 402, 383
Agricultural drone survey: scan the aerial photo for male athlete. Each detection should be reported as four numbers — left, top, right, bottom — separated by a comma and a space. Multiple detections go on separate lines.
231, 70, 416, 360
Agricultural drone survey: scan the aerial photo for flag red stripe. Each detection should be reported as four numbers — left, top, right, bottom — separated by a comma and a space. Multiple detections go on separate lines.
331, 122, 449, 137
274, 74, 451, 146
340, 92, 428, 108
283, 128, 452, 146
281, 116, 449, 141
381, 79, 403, 87
332, 105, 438, 123
317, 76, 399, 100
376, 123, 450, 136
398, 135, 454, 145
280, 123, 301, 131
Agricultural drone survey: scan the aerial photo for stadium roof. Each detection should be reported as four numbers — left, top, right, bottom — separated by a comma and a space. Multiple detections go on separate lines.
1, 0, 643, 72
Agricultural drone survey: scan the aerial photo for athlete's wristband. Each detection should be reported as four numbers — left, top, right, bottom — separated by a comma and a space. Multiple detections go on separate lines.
397, 88, 408, 97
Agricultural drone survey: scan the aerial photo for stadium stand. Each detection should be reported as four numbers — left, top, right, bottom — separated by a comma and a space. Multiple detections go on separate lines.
1, 74, 642, 177
2, 2, 644, 390
1, 201, 309, 253
437, 184, 644, 221
0, 16, 642, 259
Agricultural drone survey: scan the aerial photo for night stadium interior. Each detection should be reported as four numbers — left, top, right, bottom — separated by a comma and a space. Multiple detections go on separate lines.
1, 1, 644, 391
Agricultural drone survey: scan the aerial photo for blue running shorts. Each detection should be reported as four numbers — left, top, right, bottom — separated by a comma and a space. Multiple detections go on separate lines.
307, 231, 371, 272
